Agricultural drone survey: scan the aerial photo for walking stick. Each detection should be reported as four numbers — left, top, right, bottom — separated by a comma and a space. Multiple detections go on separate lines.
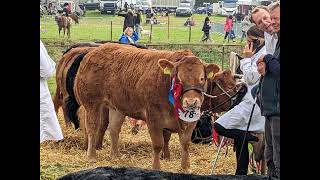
210, 136, 225, 174
237, 77, 262, 164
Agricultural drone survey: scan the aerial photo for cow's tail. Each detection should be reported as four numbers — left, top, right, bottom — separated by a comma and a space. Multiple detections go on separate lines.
65, 52, 87, 129
52, 81, 63, 114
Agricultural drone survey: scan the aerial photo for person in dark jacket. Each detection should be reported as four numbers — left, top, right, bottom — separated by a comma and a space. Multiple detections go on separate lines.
124, 2, 128, 12
134, 11, 142, 33
250, 2, 280, 179
200, 17, 213, 43
118, 9, 135, 32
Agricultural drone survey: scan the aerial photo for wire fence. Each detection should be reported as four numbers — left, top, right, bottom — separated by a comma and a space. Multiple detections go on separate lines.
44, 39, 243, 71
40, 15, 244, 43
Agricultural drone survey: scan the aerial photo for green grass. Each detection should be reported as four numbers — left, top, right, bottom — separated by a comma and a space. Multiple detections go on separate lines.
47, 76, 56, 97
40, 12, 243, 44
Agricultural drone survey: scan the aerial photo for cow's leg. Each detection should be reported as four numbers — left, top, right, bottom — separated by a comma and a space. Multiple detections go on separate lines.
85, 104, 103, 162
178, 122, 197, 173
67, 27, 70, 38
78, 105, 88, 150
96, 106, 109, 149
63, 27, 66, 36
161, 130, 171, 160
145, 113, 164, 170
108, 108, 125, 158
58, 26, 62, 36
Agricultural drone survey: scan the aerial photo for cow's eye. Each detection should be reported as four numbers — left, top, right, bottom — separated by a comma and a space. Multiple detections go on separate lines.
200, 77, 205, 82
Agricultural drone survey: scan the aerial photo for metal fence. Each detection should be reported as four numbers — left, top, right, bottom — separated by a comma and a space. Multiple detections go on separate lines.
44, 40, 243, 71
145, 43, 243, 70
211, 22, 243, 38
40, 15, 244, 43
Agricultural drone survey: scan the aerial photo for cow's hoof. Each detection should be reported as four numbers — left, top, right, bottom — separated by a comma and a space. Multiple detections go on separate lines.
88, 157, 97, 163
110, 152, 120, 159
82, 144, 88, 150
180, 168, 192, 174
96, 143, 103, 150
161, 153, 170, 160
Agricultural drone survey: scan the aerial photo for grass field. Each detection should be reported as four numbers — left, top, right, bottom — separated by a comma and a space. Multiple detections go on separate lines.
40, 11, 244, 44
40, 11, 248, 180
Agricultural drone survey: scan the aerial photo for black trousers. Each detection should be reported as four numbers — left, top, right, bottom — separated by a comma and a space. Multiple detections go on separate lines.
214, 123, 249, 175
224, 32, 230, 40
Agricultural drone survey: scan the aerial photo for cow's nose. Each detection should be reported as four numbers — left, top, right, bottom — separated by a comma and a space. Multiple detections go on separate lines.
184, 98, 197, 107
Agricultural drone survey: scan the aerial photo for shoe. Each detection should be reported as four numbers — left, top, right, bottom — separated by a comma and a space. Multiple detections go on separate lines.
247, 133, 259, 142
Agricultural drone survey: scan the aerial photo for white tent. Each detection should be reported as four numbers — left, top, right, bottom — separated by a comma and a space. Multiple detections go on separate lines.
237, 0, 259, 6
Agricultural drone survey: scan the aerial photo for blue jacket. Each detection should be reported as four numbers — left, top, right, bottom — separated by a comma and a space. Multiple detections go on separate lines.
254, 33, 280, 117
119, 32, 139, 44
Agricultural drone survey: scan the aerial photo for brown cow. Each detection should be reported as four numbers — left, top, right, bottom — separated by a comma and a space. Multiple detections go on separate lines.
53, 46, 99, 128
55, 13, 79, 38
73, 43, 220, 171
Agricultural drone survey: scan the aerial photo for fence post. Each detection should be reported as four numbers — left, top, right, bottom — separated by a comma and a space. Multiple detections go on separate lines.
167, 16, 170, 41
149, 24, 153, 43
110, 21, 113, 41
222, 45, 225, 70
188, 26, 191, 42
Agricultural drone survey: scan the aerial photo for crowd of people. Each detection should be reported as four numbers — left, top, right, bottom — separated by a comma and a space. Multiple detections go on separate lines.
214, 1, 280, 179
40, 1, 280, 179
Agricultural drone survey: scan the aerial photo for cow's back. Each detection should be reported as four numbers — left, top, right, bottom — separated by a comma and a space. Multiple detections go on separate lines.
57, 47, 97, 97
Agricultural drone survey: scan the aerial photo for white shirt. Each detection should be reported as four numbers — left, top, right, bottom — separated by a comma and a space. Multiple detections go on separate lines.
264, 32, 278, 55
40, 40, 63, 143
216, 46, 266, 132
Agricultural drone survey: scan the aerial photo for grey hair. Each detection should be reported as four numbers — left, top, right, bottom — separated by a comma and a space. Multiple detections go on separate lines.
268, 1, 280, 12
124, 27, 133, 35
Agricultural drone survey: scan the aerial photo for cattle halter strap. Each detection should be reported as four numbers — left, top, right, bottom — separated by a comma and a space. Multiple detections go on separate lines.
202, 83, 243, 116
202, 82, 233, 99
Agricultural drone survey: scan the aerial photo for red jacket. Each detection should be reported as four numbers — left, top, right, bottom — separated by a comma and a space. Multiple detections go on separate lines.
224, 19, 233, 32
67, 4, 72, 13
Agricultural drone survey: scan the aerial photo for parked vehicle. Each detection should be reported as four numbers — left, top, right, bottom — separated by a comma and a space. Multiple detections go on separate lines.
100, 1, 119, 15
84, 0, 101, 11
196, 7, 206, 14
176, 6, 192, 17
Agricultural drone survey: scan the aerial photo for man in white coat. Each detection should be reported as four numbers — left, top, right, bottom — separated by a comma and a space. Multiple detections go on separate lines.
40, 40, 63, 143
213, 25, 266, 175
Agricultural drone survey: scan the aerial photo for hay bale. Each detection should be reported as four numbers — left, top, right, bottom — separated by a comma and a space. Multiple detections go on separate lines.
57, 166, 268, 180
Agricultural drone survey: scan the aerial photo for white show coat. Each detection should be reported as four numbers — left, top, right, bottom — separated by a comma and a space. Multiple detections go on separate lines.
40, 40, 63, 143
216, 46, 266, 133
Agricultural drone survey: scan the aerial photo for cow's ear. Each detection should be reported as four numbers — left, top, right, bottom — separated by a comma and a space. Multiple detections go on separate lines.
223, 69, 232, 76
158, 59, 174, 75
205, 64, 220, 79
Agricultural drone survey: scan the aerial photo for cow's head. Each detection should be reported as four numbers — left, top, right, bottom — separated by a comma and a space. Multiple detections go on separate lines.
158, 56, 220, 110
207, 69, 238, 112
